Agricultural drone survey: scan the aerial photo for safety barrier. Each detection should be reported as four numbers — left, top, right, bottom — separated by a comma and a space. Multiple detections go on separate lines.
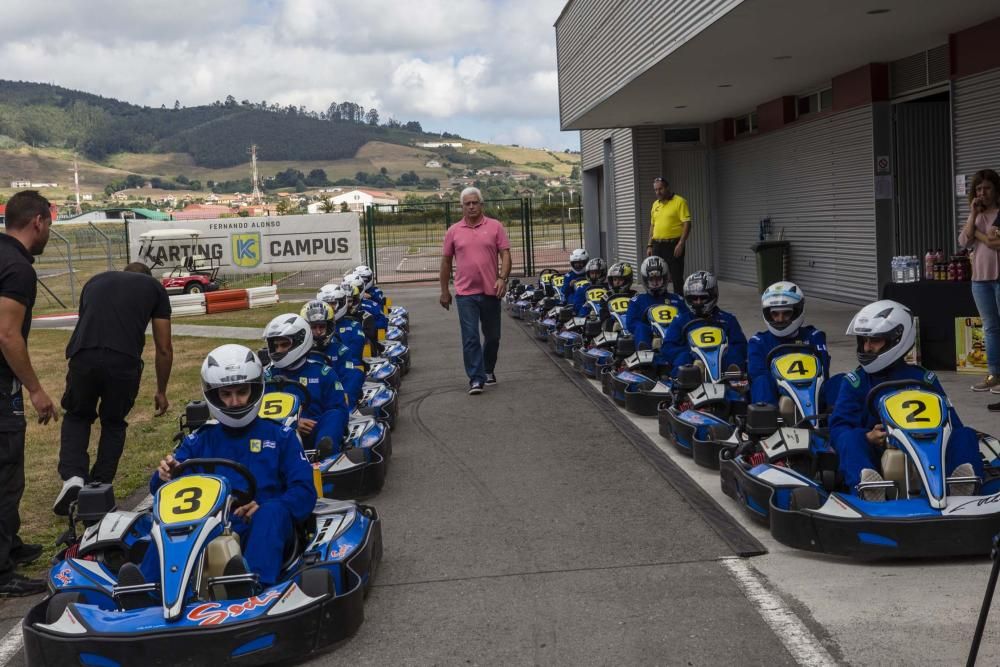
168, 287, 280, 317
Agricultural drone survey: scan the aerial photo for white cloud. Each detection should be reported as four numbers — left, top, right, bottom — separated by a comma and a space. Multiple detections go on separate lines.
0, 0, 578, 149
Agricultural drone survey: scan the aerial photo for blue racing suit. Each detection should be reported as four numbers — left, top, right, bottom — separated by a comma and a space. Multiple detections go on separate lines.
748, 326, 831, 405
368, 286, 386, 309
571, 281, 608, 316
626, 291, 688, 350
560, 272, 589, 304
265, 358, 349, 450
334, 319, 367, 363
310, 339, 365, 405
830, 362, 983, 490
359, 298, 389, 331
142, 419, 316, 585
660, 308, 748, 372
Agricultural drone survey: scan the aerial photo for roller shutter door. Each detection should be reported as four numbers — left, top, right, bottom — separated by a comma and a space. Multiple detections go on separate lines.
713, 107, 875, 303
953, 68, 1000, 227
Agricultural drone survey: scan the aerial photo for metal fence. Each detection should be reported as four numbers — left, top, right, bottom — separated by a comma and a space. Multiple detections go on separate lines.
34, 222, 129, 312
362, 197, 584, 285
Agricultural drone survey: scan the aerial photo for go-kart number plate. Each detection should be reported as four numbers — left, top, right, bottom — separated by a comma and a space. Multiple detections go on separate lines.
158, 476, 222, 525
586, 288, 608, 303
541, 274, 554, 285
689, 326, 724, 348
259, 392, 297, 419
883, 390, 943, 430
608, 297, 630, 314
552, 276, 565, 287
773, 353, 819, 380
649, 305, 678, 325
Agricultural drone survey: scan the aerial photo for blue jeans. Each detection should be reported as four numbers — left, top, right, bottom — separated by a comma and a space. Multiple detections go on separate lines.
971, 280, 1000, 375
456, 294, 501, 384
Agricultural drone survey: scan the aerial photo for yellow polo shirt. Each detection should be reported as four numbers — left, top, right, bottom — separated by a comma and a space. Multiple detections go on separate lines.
650, 195, 691, 240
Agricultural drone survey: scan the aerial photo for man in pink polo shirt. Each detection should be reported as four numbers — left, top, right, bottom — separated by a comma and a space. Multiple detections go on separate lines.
440, 187, 512, 394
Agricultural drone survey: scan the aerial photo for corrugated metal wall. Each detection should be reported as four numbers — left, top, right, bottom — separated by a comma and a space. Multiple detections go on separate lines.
556, 0, 741, 126
713, 107, 876, 303
953, 67, 1000, 227
893, 100, 952, 255
633, 127, 662, 251
580, 128, 639, 263
663, 147, 714, 274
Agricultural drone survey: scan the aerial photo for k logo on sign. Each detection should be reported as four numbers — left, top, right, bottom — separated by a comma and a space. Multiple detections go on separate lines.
231, 232, 262, 268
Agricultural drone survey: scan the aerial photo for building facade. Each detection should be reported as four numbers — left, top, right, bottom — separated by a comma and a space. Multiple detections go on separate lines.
556, 1, 1000, 303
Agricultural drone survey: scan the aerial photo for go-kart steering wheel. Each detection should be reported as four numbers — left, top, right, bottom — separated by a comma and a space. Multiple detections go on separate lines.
765, 343, 819, 367
265, 376, 313, 411
171, 458, 258, 509
863, 378, 941, 418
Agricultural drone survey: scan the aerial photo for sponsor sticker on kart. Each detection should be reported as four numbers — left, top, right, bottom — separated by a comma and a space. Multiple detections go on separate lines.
688, 326, 724, 349
773, 353, 819, 381
943, 492, 1000, 516
648, 304, 678, 325
186, 589, 281, 626
882, 389, 944, 430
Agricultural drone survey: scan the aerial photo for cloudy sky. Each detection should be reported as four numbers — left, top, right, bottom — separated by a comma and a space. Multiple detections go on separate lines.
2, 0, 579, 151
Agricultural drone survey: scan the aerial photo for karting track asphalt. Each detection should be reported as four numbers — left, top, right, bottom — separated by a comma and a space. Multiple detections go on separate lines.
303, 286, 800, 666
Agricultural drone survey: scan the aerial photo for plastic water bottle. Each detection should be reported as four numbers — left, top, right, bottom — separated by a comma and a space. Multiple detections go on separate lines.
891, 256, 903, 283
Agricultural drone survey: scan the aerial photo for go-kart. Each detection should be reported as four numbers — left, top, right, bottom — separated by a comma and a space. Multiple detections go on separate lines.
381, 340, 410, 375
22, 458, 382, 666
573, 294, 633, 378
720, 379, 1000, 559
525, 274, 565, 325
263, 378, 391, 500
549, 289, 606, 359
606, 304, 678, 413
656, 321, 747, 462
365, 355, 402, 390
385, 324, 408, 347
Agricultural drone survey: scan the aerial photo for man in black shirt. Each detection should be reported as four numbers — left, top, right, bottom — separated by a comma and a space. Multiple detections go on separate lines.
53, 263, 173, 515
0, 190, 58, 597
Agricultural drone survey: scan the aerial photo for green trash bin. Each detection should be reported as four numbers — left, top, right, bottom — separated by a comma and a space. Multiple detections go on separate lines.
751, 240, 790, 292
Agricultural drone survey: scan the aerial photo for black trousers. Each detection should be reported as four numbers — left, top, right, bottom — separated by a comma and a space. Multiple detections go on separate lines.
59, 348, 142, 484
0, 428, 25, 579
651, 238, 686, 293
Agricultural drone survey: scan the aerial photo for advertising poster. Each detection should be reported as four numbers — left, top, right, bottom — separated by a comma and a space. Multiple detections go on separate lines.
956, 316, 988, 373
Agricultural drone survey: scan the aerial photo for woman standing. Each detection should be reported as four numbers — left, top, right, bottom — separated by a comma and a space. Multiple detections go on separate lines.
959, 169, 1000, 402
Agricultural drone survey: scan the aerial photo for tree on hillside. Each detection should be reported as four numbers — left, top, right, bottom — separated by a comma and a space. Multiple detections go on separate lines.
570, 166, 580, 179
366, 108, 379, 126
340, 202, 350, 212
404, 121, 422, 133
319, 199, 336, 213
276, 199, 290, 215
305, 168, 330, 187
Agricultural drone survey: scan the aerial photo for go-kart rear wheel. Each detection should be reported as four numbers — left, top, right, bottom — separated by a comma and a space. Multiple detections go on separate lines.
300, 567, 334, 598
46, 592, 82, 624
789, 487, 821, 511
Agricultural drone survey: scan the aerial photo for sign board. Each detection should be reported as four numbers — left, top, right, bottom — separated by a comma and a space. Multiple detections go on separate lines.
956, 316, 988, 373
876, 155, 890, 173
128, 214, 361, 274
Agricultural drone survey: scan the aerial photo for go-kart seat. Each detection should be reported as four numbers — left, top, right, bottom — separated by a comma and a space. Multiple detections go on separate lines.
880, 447, 917, 497
778, 396, 797, 426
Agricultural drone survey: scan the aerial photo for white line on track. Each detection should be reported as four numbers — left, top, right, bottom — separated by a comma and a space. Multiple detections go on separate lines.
0, 621, 22, 665
720, 557, 836, 667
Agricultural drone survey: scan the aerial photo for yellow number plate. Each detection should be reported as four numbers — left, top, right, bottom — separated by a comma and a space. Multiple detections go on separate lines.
608, 297, 630, 314
157, 475, 222, 525
586, 288, 608, 302
689, 326, 724, 348
552, 276, 565, 287
541, 274, 554, 285
259, 392, 297, 419
883, 389, 943, 430
649, 305, 678, 325
773, 353, 819, 380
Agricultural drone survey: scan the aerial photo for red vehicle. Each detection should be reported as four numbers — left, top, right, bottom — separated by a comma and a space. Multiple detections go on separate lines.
138, 230, 223, 295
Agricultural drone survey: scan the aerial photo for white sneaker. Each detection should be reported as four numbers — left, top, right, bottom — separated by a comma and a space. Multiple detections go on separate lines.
859, 468, 887, 502
52, 476, 85, 516
948, 463, 977, 496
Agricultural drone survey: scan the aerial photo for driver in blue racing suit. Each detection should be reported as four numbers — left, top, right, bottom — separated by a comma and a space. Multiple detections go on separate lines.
660, 271, 746, 373
626, 255, 686, 350
561, 248, 591, 304
748, 281, 831, 406
301, 299, 365, 406
571, 257, 608, 316
830, 300, 981, 500
141, 344, 316, 586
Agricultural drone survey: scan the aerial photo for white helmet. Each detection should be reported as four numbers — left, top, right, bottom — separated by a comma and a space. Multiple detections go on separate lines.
845, 299, 915, 374
346, 274, 366, 297
344, 270, 358, 284
355, 265, 374, 291
318, 284, 350, 320
263, 314, 314, 369
201, 344, 264, 428
761, 281, 805, 338
569, 248, 589, 274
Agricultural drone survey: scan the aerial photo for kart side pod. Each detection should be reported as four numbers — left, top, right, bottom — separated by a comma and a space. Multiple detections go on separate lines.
76, 483, 117, 524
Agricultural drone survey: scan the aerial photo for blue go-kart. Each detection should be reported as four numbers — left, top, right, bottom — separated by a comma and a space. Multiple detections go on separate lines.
22, 457, 381, 666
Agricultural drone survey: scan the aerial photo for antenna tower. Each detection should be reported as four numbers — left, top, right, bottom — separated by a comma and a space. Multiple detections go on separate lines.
249, 144, 263, 204
70, 155, 82, 215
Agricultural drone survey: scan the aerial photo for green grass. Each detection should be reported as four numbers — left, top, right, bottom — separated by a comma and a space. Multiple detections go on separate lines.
21, 331, 229, 574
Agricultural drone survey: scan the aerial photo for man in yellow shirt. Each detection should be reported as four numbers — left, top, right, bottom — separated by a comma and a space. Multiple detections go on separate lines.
646, 177, 691, 292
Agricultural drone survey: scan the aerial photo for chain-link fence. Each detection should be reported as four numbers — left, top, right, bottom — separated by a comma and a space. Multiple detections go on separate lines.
35, 222, 129, 313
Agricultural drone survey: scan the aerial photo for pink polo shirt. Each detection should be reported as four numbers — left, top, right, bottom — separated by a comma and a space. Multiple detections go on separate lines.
443, 216, 511, 296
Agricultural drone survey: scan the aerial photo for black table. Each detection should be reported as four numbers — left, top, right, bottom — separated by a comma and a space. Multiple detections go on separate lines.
882, 281, 978, 371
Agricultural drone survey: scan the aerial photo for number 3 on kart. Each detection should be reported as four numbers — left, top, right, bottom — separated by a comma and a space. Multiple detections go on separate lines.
156, 476, 223, 524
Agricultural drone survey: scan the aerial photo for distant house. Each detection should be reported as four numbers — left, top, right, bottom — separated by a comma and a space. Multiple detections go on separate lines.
308, 189, 398, 214
81, 193, 94, 201
424, 160, 442, 168
10, 180, 30, 188
510, 173, 531, 182
172, 204, 235, 220
416, 141, 463, 148
30, 182, 58, 188
545, 179, 563, 187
